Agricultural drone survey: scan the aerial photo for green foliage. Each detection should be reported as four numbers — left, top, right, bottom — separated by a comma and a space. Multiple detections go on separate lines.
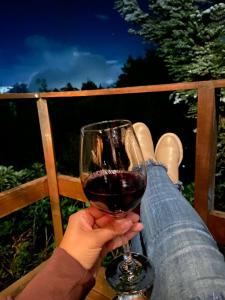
61, 197, 88, 230
115, 0, 225, 112
0, 163, 45, 192
182, 182, 195, 206
215, 115, 225, 211
115, 0, 225, 82
0, 163, 52, 289
0, 198, 53, 290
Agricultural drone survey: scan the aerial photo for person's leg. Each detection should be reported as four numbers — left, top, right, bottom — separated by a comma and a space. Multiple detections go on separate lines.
131, 123, 225, 299
141, 162, 225, 299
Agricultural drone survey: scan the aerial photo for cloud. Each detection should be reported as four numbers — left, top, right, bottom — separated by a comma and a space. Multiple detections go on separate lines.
29, 51, 121, 90
25, 35, 60, 51
1, 35, 122, 90
95, 14, 110, 21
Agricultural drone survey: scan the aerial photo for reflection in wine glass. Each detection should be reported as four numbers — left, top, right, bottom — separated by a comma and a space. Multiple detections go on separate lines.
80, 120, 154, 295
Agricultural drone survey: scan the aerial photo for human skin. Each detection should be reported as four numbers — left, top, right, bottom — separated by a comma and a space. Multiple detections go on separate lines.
60, 206, 144, 274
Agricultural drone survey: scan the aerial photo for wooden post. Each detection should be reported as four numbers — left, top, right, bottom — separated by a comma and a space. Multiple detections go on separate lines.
37, 98, 63, 245
194, 82, 217, 223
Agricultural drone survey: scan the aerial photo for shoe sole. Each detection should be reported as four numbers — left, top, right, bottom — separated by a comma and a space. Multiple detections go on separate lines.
155, 133, 183, 166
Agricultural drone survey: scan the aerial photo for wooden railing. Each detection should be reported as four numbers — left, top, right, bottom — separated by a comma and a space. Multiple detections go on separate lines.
0, 80, 225, 294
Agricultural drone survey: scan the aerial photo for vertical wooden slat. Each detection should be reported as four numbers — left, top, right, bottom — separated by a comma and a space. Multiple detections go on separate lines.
194, 82, 217, 223
37, 98, 63, 245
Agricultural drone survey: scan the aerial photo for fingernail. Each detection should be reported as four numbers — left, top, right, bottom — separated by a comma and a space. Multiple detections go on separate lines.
138, 223, 144, 230
132, 222, 144, 232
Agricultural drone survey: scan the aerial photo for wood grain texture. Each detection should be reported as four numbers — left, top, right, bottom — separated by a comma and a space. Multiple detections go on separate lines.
194, 82, 217, 223
208, 210, 225, 244
57, 174, 87, 201
1, 79, 225, 101
0, 176, 48, 218
86, 267, 115, 300
37, 98, 63, 245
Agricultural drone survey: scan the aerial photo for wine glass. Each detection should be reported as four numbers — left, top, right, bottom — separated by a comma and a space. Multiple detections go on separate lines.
80, 119, 154, 295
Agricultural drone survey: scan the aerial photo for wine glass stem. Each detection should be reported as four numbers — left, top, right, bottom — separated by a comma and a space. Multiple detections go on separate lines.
122, 242, 132, 262
122, 242, 136, 277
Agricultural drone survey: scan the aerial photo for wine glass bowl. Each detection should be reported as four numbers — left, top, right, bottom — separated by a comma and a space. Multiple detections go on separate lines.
80, 120, 146, 216
80, 119, 154, 294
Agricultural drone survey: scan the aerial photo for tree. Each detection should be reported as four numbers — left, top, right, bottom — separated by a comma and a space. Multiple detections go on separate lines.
60, 82, 78, 91
116, 49, 170, 87
9, 83, 29, 93
115, 0, 225, 82
35, 78, 48, 92
81, 80, 98, 90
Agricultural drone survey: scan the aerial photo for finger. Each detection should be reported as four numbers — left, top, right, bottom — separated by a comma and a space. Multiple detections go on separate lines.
106, 233, 133, 251
86, 206, 106, 219
106, 236, 124, 251
96, 212, 140, 229
96, 211, 140, 227
95, 214, 114, 228
130, 222, 144, 232
94, 218, 133, 246
124, 230, 141, 242
72, 207, 106, 231
126, 211, 140, 223
105, 223, 144, 251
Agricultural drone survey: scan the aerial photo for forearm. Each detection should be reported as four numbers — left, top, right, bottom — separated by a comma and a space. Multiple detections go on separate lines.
5, 248, 95, 300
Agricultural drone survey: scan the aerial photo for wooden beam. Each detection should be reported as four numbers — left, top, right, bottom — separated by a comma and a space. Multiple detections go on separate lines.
208, 210, 225, 245
37, 98, 63, 246
39, 81, 199, 98
1, 80, 225, 101
57, 175, 87, 201
0, 177, 48, 218
86, 267, 115, 300
194, 82, 217, 223
0, 93, 39, 100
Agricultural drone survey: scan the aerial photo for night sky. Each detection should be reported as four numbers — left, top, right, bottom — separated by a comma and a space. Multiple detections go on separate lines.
0, 0, 148, 90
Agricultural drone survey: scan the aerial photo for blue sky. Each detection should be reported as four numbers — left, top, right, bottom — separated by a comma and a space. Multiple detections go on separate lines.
0, 0, 148, 90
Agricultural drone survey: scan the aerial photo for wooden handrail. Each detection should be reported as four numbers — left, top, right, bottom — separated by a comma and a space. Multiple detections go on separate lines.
0, 174, 86, 218
0, 176, 48, 218
57, 174, 87, 201
0, 79, 225, 100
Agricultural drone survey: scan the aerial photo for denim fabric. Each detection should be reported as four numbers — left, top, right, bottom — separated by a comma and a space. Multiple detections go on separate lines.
132, 163, 225, 300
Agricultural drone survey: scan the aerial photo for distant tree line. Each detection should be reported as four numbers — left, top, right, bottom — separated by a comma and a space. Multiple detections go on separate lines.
0, 49, 195, 181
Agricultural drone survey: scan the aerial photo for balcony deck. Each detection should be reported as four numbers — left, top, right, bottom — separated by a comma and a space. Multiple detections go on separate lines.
0, 80, 225, 298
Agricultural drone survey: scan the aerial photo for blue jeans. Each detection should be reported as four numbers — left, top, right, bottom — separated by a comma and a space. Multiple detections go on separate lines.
132, 162, 225, 299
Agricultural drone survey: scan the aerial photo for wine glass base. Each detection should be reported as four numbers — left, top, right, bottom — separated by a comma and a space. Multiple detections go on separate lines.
105, 252, 154, 295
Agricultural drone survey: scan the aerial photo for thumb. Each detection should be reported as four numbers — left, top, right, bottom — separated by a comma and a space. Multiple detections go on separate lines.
95, 219, 133, 246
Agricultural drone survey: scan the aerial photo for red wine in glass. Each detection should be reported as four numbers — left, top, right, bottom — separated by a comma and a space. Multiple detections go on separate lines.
84, 171, 146, 214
